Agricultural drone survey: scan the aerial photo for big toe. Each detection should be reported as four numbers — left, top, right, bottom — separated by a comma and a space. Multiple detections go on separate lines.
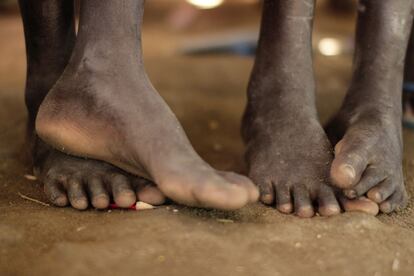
194, 175, 251, 210
331, 163, 357, 189
340, 196, 379, 216
137, 184, 166, 205
159, 169, 252, 210
331, 139, 368, 189
219, 171, 259, 203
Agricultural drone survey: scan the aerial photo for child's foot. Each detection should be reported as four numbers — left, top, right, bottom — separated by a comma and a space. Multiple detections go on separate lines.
243, 101, 379, 217
327, 107, 408, 214
33, 140, 165, 210
325, 0, 413, 214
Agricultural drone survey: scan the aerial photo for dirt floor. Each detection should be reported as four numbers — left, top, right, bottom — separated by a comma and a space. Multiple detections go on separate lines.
1, 2, 414, 276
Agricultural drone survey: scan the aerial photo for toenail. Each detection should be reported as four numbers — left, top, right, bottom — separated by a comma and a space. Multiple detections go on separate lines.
344, 189, 357, 199
260, 194, 273, 204
341, 164, 355, 180
278, 203, 293, 213
373, 192, 383, 203
73, 199, 88, 209
53, 196, 68, 206
297, 206, 314, 217
92, 195, 109, 205
325, 205, 340, 214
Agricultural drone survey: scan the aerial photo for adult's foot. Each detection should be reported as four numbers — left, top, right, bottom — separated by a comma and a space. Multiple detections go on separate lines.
20, 0, 165, 210
36, 0, 258, 210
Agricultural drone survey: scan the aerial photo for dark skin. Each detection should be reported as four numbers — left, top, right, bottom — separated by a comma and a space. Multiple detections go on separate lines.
21, 0, 410, 215
31, 0, 259, 210
243, 0, 412, 217
326, 0, 413, 214
404, 6, 414, 109
20, 0, 165, 210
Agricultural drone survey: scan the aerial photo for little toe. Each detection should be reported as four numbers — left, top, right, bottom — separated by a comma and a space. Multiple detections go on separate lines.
44, 178, 68, 207
367, 179, 395, 203
134, 178, 166, 206
274, 183, 292, 213
67, 177, 88, 210
293, 185, 314, 218
109, 174, 136, 208
317, 187, 340, 216
339, 195, 379, 216
344, 167, 385, 199
331, 138, 368, 189
379, 187, 408, 214
87, 176, 110, 209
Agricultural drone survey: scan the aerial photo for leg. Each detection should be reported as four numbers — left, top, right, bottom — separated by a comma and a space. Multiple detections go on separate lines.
404, 21, 414, 124
243, 0, 378, 217
35, 0, 259, 210
20, 0, 165, 209
404, 21, 414, 83
327, 0, 414, 213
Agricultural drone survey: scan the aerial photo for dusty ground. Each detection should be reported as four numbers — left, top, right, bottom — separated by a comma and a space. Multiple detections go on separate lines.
1, 2, 414, 276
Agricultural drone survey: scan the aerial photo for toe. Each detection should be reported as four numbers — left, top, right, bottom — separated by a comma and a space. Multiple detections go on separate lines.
87, 176, 110, 209
367, 179, 395, 203
160, 170, 250, 210
109, 174, 136, 208
293, 184, 314, 218
44, 178, 68, 207
259, 181, 275, 205
190, 171, 252, 210
379, 185, 408, 214
220, 172, 259, 203
134, 178, 166, 206
251, 177, 274, 205
67, 176, 88, 210
317, 187, 340, 216
339, 195, 379, 216
274, 183, 292, 214
195, 178, 250, 210
344, 167, 385, 199
331, 138, 369, 189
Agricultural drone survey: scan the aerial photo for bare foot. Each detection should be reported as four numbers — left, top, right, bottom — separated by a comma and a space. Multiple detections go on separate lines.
325, 0, 413, 214
34, 140, 165, 210
35, 0, 258, 210
19, 0, 166, 211
243, 109, 341, 217
242, 0, 377, 217
327, 108, 408, 214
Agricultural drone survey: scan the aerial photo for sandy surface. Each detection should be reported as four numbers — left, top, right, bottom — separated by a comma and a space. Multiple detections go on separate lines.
1, 2, 414, 276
